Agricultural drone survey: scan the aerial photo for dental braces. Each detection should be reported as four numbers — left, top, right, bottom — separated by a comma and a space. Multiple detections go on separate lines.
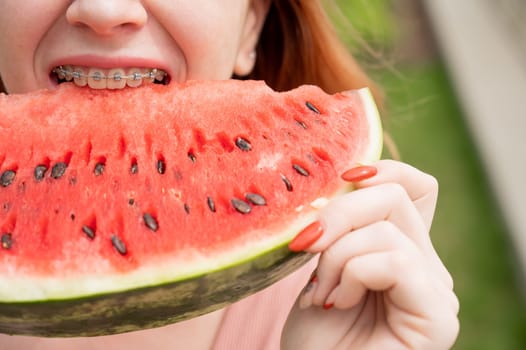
53, 66, 167, 82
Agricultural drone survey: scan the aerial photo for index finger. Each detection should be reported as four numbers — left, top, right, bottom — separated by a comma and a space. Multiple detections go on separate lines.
353, 159, 439, 229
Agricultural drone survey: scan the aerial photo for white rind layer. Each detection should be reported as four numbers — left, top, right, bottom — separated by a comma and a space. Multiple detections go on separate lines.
356, 87, 384, 163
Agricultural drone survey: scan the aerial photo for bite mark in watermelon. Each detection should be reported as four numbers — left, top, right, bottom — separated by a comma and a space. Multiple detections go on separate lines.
0, 80, 382, 336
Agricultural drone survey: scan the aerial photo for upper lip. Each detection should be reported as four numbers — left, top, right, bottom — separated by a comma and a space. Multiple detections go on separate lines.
48, 54, 172, 76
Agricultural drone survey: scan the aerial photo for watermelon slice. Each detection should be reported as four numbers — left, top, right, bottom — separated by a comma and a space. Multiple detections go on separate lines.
0, 80, 382, 336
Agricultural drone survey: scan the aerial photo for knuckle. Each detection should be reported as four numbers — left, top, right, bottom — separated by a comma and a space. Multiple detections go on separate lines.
378, 219, 399, 233
410, 336, 435, 350
377, 158, 398, 168
450, 289, 461, 316
450, 314, 461, 343
375, 220, 403, 243
444, 270, 455, 291
320, 243, 343, 268
439, 310, 461, 349
413, 311, 459, 350
388, 249, 414, 271
423, 173, 439, 194
370, 221, 416, 254
382, 182, 411, 203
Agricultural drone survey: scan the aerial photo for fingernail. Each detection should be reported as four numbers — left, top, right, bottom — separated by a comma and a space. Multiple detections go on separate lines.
323, 303, 334, 310
302, 275, 317, 295
341, 165, 377, 182
302, 274, 318, 295
288, 221, 324, 252
323, 288, 337, 310
299, 275, 318, 309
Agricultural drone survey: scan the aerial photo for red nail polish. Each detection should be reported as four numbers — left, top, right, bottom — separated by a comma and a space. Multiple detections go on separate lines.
288, 221, 323, 252
302, 274, 318, 294
323, 303, 334, 310
341, 165, 377, 182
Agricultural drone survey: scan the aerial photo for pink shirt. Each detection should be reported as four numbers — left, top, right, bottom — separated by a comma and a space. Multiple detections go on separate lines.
213, 257, 316, 349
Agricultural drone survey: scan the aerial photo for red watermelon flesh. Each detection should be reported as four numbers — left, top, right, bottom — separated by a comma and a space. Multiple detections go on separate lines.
0, 80, 382, 336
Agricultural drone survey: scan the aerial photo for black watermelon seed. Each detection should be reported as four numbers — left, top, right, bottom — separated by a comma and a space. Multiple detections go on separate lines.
231, 198, 251, 214
235, 137, 252, 151
130, 162, 139, 174
143, 213, 159, 232
51, 162, 67, 179
306, 101, 321, 114
188, 152, 196, 163
111, 234, 127, 255
157, 159, 166, 174
1, 233, 12, 250
281, 174, 293, 192
34, 165, 48, 181
293, 163, 310, 176
245, 193, 266, 206
1, 170, 16, 187
128, 198, 135, 205
94, 163, 105, 176
81, 225, 95, 239
295, 119, 308, 129
184, 203, 190, 214
207, 197, 216, 212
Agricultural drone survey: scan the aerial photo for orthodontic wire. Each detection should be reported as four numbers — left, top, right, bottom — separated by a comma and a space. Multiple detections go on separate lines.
53, 66, 166, 82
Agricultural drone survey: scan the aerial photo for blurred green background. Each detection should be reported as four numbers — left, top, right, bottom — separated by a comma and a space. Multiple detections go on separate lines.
334, 0, 526, 349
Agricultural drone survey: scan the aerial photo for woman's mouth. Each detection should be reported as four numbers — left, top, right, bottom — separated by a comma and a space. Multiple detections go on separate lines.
51, 65, 170, 89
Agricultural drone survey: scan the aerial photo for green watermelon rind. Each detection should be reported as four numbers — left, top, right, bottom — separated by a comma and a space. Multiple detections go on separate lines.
0, 241, 312, 336
0, 87, 383, 336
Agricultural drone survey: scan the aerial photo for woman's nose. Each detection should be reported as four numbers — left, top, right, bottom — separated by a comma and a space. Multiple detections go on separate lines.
66, 0, 147, 36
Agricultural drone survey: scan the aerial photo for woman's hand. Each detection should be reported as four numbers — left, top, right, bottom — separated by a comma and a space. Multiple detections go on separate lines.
281, 160, 459, 350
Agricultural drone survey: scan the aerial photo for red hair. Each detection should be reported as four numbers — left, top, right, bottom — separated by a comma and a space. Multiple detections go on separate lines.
242, 0, 382, 104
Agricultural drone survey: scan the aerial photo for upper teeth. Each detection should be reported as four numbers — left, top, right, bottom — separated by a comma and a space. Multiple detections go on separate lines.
53, 65, 167, 89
